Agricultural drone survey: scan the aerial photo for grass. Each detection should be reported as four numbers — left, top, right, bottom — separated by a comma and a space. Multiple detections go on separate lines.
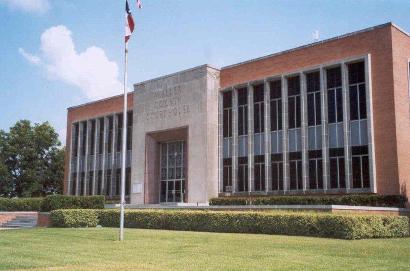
0, 228, 409, 271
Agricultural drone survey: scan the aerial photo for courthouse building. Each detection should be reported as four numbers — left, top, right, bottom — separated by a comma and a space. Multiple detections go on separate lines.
64, 22, 410, 205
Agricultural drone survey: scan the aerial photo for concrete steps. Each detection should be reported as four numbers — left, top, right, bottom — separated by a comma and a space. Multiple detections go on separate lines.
0, 214, 37, 229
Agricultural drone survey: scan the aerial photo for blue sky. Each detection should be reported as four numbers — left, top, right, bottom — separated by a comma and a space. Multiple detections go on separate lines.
1, 0, 410, 145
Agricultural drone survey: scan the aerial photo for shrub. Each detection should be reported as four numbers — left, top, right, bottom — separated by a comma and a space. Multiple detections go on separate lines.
50, 209, 98, 228
0, 197, 43, 211
0, 195, 105, 211
41, 195, 105, 211
209, 194, 407, 208
50, 209, 409, 239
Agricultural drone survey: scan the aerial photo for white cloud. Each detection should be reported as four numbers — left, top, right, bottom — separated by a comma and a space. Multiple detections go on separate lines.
20, 25, 123, 100
18, 48, 41, 65
0, 0, 50, 14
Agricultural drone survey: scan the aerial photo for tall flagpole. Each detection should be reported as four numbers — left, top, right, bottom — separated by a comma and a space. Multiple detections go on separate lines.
119, 41, 128, 241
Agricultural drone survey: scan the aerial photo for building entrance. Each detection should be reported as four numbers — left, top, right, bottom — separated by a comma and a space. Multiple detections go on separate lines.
160, 141, 186, 203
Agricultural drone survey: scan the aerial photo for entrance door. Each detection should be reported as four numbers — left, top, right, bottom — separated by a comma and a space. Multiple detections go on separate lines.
160, 141, 186, 203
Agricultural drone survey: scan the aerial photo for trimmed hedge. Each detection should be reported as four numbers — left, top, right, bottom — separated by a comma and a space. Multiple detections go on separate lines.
0, 197, 44, 211
209, 194, 407, 208
50, 209, 409, 240
0, 195, 105, 211
41, 195, 105, 211
51, 209, 98, 228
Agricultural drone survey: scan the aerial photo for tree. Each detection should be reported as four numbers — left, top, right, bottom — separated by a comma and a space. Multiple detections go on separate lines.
0, 120, 64, 197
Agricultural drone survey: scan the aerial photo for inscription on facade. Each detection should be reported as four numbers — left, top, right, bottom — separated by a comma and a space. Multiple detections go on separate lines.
142, 85, 191, 123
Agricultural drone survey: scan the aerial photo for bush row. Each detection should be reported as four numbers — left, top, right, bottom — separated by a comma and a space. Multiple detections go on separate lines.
209, 194, 407, 208
49, 209, 409, 240
0, 195, 105, 212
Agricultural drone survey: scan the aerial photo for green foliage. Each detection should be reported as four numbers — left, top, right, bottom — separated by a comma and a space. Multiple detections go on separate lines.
41, 195, 105, 211
50, 209, 98, 227
0, 197, 43, 211
0, 120, 64, 197
209, 194, 407, 207
0, 195, 105, 211
50, 209, 409, 239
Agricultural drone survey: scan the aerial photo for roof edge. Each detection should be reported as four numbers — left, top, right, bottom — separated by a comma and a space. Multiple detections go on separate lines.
67, 92, 132, 111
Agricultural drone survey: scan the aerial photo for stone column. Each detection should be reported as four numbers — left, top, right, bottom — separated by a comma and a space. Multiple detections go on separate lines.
264, 80, 271, 192
247, 83, 254, 193
364, 54, 376, 193
110, 114, 118, 197
92, 119, 99, 195
342, 62, 352, 191
232, 88, 238, 193
83, 120, 91, 195
281, 76, 289, 192
218, 91, 223, 193
75, 122, 83, 196
300, 72, 309, 192
321, 67, 330, 191
101, 117, 108, 195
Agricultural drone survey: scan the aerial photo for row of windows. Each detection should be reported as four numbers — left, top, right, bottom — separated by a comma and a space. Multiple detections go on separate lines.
70, 168, 131, 196
71, 112, 133, 172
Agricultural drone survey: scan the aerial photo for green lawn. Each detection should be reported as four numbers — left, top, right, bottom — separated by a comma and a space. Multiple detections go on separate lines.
0, 228, 409, 271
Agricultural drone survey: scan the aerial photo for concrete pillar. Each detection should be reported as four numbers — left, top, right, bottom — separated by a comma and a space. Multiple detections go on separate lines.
75, 122, 82, 196
300, 72, 309, 192
281, 76, 289, 192
342, 62, 352, 191
101, 117, 108, 195
247, 83, 254, 193
321, 67, 330, 191
218, 91, 223, 193
67, 124, 75, 195
92, 119, 99, 195
110, 114, 117, 197
232, 88, 238, 193
364, 54, 376, 193
264, 80, 271, 192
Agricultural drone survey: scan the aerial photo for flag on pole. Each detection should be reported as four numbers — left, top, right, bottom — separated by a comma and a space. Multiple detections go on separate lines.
125, 0, 135, 43
137, 0, 142, 9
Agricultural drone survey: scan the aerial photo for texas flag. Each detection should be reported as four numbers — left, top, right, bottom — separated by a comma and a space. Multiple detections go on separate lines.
125, 0, 135, 43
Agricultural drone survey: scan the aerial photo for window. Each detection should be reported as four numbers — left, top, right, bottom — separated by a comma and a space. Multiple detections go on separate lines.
253, 84, 264, 134
105, 169, 111, 196
223, 91, 232, 159
72, 123, 79, 159
80, 172, 85, 195
352, 146, 370, 189
327, 67, 344, 149
329, 148, 346, 189
71, 173, 77, 195
90, 120, 96, 154
81, 122, 87, 156
88, 171, 94, 195
349, 61, 368, 147
271, 154, 283, 191
238, 87, 248, 157
288, 76, 301, 129
254, 155, 265, 191
97, 170, 103, 195
117, 114, 123, 152
289, 152, 302, 190
115, 169, 121, 196
288, 76, 302, 152
270, 80, 283, 154
98, 118, 104, 154
127, 111, 133, 150
307, 72, 322, 151
223, 159, 232, 192
107, 116, 113, 154
126, 167, 131, 195
238, 157, 248, 192
308, 150, 323, 189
